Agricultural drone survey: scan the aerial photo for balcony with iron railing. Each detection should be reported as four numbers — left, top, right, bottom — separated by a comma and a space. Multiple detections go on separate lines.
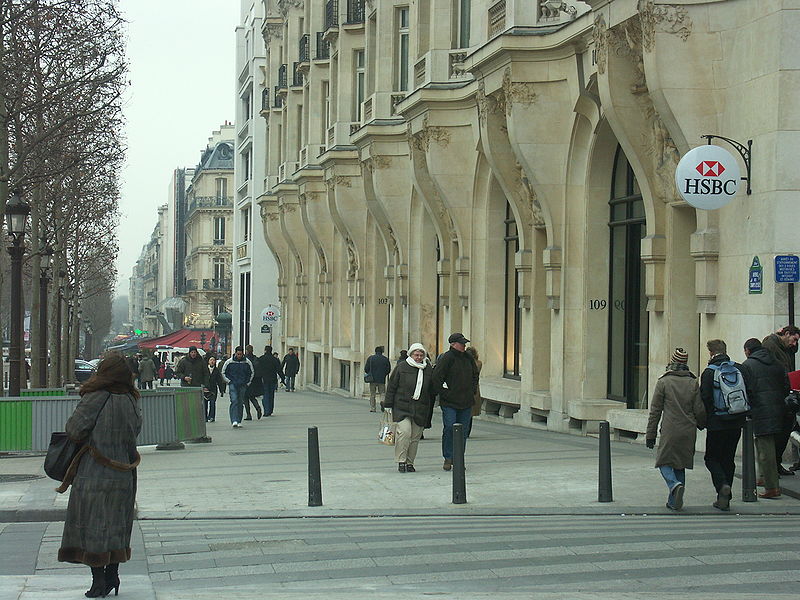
187, 195, 233, 215
273, 86, 284, 108
345, 0, 365, 24
299, 33, 310, 63
315, 31, 330, 60
292, 62, 303, 87
203, 278, 231, 291
488, 0, 507, 38
324, 0, 338, 31
277, 64, 288, 89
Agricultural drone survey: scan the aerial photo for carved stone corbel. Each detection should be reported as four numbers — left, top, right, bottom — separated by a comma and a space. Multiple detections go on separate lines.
640, 235, 666, 312
543, 246, 561, 310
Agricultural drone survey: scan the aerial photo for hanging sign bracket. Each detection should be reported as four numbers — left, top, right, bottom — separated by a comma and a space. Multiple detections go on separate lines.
702, 135, 752, 195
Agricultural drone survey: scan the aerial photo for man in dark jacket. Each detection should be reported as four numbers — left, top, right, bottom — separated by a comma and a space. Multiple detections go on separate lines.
221, 346, 254, 428
243, 345, 263, 420
699, 339, 746, 511
762, 325, 800, 475
281, 348, 300, 391
260, 345, 285, 416
174, 347, 209, 389
431, 333, 480, 471
364, 346, 392, 412
741, 338, 791, 498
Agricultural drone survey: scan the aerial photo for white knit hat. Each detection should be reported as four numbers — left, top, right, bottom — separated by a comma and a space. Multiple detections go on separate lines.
407, 342, 427, 356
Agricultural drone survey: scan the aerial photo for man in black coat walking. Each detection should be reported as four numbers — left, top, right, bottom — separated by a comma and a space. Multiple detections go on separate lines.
260, 345, 284, 416
431, 333, 479, 471
281, 348, 300, 391
364, 346, 392, 412
741, 338, 791, 498
699, 339, 746, 511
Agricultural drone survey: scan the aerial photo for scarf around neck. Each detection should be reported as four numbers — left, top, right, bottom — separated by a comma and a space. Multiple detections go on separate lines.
405, 356, 426, 400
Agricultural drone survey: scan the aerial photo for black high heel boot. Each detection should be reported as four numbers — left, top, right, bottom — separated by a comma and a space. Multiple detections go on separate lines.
104, 563, 120, 597
85, 567, 108, 598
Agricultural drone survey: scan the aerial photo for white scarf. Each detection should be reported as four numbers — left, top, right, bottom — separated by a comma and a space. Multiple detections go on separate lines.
405, 356, 426, 400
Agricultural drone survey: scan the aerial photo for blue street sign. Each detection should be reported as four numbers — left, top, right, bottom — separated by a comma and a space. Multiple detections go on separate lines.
775, 255, 800, 283
749, 256, 763, 294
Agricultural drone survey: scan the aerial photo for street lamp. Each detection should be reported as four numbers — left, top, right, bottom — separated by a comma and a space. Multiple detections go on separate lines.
38, 244, 54, 387
6, 192, 31, 396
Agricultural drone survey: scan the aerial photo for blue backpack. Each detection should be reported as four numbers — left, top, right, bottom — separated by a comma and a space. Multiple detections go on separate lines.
708, 361, 750, 416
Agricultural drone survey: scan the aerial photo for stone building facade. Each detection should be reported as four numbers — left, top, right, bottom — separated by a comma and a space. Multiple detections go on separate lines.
183, 127, 236, 329
234, 1, 281, 351
252, 0, 799, 435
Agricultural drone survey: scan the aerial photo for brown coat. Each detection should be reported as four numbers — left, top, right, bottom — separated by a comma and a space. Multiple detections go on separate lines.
646, 370, 706, 469
471, 358, 483, 417
58, 391, 142, 567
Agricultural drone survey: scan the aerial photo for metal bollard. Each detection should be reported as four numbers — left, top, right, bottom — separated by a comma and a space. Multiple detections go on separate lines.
308, 426, 323, 506
741, 419, 757, 502
452, 423, 467, 504
598, 421, 613, 502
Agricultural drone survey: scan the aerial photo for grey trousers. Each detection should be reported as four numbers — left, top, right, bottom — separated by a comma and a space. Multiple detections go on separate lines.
369, 383, 385, 409
755, 434, 779, 490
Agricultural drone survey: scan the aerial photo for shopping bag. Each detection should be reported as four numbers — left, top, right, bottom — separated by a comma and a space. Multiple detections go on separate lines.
378, 409, 396, 446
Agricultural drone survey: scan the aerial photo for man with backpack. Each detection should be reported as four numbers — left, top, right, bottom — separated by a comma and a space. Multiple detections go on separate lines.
700, 339, 749, 511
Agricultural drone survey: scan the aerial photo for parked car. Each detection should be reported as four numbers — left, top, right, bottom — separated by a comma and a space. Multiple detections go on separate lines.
74, 359, 96, 382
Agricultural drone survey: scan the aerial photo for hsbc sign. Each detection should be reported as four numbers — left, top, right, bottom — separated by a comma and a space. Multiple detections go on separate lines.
675, 145, 741, 210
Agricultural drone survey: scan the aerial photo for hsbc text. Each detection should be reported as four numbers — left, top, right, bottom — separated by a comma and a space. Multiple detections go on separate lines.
683, 178, 738, 195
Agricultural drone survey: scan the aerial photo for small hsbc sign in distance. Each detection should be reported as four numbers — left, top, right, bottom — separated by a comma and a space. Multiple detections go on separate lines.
675, 145, 741, 210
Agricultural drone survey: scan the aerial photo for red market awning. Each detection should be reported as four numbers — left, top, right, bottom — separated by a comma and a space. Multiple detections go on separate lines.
138, 329, 215, 351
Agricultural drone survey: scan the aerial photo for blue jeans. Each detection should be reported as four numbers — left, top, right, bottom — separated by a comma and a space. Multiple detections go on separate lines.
228, 384, 246, 424
285, 375, 296, 391
658, 466, 686, 505
441, 406, 473, 460
204, 392, 216, 421
262, 383, 278, 416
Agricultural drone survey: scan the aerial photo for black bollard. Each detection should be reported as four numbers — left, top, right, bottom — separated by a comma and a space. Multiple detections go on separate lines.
308, 426, 323, 506
598, 421, 613, 502
741, 419, 757, 502
452, 423, 467, 504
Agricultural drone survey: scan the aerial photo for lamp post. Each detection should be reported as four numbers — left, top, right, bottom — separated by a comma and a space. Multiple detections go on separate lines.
6, 192, 31, 397
38, 245, 53, 387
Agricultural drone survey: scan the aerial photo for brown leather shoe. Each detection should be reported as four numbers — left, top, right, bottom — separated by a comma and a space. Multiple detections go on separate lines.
443, 459, 452, 471
758, 488, 781, 499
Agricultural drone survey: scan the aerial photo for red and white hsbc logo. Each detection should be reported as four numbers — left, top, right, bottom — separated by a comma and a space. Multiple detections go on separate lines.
695, 161, 725, 177
676, 145, 741, 210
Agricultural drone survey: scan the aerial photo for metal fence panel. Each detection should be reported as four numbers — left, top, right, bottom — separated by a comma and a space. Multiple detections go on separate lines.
138, 389, 178, 445
0, 399, 32, 451
31, 397, 80, 451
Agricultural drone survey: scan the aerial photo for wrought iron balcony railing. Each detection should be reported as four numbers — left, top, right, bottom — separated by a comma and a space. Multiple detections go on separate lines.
346, 0, 364, 24
292, 62, 303, 86
273, 86, 284, 108
277, 64, 287, 88
316, 31, 330, 59
203, 278, 231, 291
325, 0, 338, 30
299, 33, 310, 63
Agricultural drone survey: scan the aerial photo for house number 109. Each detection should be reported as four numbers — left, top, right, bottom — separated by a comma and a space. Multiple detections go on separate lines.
588, 299, 607, 310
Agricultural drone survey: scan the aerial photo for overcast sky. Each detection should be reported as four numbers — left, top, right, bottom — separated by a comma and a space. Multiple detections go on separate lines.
116, 0, 239, 296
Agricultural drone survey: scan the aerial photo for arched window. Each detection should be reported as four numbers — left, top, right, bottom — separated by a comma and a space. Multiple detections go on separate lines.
608, 146, 649, 408
504, 202, 521, 379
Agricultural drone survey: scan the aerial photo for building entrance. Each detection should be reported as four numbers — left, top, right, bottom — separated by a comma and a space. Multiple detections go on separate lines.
607, 147, 648, 409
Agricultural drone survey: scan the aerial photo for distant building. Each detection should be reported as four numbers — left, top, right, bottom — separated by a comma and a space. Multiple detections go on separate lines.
182, 125, 235, 330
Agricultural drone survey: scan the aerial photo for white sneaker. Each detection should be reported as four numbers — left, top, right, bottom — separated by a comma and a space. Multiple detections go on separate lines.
232, 422, 239, 428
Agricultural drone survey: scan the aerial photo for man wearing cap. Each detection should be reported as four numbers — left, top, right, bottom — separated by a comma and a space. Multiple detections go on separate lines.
432, 333, 480, 471
645, 348, 706, 510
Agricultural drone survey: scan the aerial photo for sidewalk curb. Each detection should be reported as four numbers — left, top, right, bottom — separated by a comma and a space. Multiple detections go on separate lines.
0, 509, 66, 523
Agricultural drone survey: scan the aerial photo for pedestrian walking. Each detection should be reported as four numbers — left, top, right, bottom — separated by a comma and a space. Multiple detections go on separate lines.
243, 345, 263, 420
204, 356, 226, 422
382, 343, 434, 472
762, 325, 799, 475
158, 363, 166, 386
281, 347, 300, 391
432, 333, 480, 471
57, 352, 142, 598
260, 345, 285, 416
221, 346, 254, 428
741, 338, 791, 498
164, 363, 175, 384
138, 355, 156, 390
645, 348, 706, 511
125, 354, 139, 387
699, 339, 747, 511
397, 349, 408, 366
364, 346, 392, 412
174, 346, 209, 389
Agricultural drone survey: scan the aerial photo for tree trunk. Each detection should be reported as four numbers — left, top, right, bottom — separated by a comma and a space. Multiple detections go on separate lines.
29, 197, 42, 388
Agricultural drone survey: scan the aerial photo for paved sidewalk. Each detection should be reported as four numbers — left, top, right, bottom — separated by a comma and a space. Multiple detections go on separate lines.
2, 388, 799, 521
